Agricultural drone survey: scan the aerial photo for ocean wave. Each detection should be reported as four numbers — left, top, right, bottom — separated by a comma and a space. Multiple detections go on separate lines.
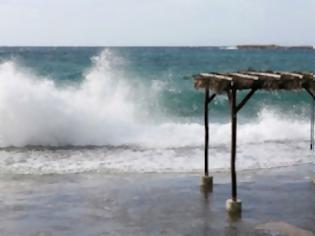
0, 50, 310, 147
0, 49, 313, 174
0, 141, 313, 174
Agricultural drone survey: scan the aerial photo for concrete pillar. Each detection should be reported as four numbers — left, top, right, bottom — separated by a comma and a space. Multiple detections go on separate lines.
226, 198, 242, 214
200, 175, 213, 192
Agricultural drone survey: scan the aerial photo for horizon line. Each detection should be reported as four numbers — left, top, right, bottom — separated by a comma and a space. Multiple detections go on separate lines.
0, 44, 314, 48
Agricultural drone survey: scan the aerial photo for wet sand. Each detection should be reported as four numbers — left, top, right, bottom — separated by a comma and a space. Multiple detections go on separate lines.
0, 164, 314, 236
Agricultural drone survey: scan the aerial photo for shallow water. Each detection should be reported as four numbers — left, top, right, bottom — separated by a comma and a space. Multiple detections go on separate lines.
0, 164, 314, 235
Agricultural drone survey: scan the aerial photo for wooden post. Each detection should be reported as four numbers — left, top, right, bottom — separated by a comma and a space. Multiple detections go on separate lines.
226, 86, 241, 214
304, 88, 315, 150
226, 88, 256, 213
230, 87, 237, 201
204, 87, 209, 176
201, 89, 215, 192
311, 98, 314, 150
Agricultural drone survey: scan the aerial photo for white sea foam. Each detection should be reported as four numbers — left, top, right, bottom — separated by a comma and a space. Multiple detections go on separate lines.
220, 46, 238, 50
0, 140, 313, 174
0, 50, 139, 147
0, 49, 313, 174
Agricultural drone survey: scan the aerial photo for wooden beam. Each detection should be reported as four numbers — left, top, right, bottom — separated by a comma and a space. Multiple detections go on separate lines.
306, 87, 315, 151
278, 72, 304, 79
204, 87, 209, 176
305, 87, 315, 100
228, 73, 259, 80
299, 72, 315, 79
246, 72, 281, 79
229, 87, 238, 201
311, 100, 314, 150
194, 74, 232, 92
208, 93, 216, 104
203, 91, 216, 176
236, 89, 257, 113
200, 73, 233, 81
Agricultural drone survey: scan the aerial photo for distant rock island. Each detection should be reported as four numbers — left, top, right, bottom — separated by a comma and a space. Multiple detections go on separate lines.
237, 44, 314, 50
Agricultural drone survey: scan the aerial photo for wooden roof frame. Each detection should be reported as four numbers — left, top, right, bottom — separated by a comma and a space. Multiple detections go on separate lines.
194, 71, 315, 213
194, 71, 315, 93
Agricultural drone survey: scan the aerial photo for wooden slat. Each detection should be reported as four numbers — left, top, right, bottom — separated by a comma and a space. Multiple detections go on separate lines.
302, 72, 315, 80
200, 73, 233, 81
228, 73, 259, 80
194, 74, 231, 93
246, 72, 281, 79
278, 72, 304, 79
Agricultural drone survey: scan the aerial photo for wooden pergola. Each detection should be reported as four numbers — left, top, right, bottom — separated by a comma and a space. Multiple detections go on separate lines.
193, 71, 315, 213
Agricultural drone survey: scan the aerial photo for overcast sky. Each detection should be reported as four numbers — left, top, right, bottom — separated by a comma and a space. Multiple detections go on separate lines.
0, 0, 314, 46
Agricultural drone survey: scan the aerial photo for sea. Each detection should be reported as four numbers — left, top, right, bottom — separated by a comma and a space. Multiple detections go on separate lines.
0, 46, 314, 175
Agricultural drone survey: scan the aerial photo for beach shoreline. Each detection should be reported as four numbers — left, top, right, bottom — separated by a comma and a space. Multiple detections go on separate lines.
0, 164, 314, 235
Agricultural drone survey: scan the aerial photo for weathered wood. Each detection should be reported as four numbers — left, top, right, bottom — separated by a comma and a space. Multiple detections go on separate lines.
194, 71, 315, 92
208, 93, 216, 104
236, 89, 257, 113
278, 72, 304, 79
195, 73, 233, 93
204, 87, 209, 176
227, 87, 257, 201
306, 88, 315, 150
228, 73, 259, 80
305, 87, 315, 100
229, 87, 238, 201
204, 90, 216, 177
194, 70, 315, 212
246, 72, 281, 79
228, 73, 259, 90
200, 73, 233, 81
311, 100, 314, 150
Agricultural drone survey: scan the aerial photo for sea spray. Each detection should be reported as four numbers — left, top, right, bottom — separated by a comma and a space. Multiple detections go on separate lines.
0, 50, 139, 146
0, 47, 314, 174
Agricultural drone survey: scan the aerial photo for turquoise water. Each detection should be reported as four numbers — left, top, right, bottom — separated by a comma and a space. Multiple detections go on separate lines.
1, 47, 315, 119
0, 47, 314, 174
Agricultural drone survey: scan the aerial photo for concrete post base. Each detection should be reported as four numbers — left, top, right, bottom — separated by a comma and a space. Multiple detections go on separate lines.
200, 176, 213, 192
226, 199, 242, 214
